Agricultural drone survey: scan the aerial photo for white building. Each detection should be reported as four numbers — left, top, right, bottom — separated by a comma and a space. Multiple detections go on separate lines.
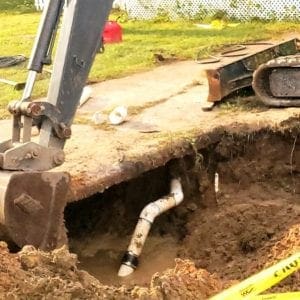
113, 0, 300, 20
34, 0, 45, 11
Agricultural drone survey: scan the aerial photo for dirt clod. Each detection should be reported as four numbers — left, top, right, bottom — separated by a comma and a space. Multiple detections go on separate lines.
151, 259, 227, 299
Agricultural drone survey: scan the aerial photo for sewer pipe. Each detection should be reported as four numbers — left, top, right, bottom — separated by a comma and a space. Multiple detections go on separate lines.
118, 178, 184, 277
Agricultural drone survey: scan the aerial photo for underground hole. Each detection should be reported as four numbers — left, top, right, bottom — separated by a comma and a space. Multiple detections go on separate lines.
65, 166, 186, 286
64, 129, 300, 292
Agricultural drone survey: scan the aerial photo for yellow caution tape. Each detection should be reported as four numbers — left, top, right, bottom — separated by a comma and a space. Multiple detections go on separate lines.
253, 292, 300, 300
210, 252, 300, 300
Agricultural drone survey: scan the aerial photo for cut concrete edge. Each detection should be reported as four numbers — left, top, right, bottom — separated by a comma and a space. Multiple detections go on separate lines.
66, 112, 300, 202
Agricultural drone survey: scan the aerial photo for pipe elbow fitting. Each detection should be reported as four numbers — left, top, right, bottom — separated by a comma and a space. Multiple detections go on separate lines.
140, 202, 160, 223
170, 178, 184, 205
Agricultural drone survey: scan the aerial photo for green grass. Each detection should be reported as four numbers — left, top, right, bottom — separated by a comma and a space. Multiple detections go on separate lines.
0, 0, 35, 13
0, 10, 300, 118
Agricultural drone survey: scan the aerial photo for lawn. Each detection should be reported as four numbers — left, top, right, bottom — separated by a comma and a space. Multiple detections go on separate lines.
0, 7, 300, 118
0, 0, 35, 12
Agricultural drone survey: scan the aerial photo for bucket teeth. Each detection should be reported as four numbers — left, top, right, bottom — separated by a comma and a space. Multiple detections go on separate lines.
0, 171, 70, 250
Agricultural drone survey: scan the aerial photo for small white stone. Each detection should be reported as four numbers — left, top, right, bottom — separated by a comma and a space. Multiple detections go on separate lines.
91, 112, 105, 125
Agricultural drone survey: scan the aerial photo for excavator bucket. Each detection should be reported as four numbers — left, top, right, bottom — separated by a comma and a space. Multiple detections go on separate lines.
0, 171, 70, 250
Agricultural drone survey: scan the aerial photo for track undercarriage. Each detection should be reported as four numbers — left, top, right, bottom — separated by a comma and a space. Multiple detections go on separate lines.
253, 55, 300, 107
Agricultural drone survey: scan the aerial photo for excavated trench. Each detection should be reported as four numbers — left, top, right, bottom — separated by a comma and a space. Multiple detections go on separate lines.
64, 127, 300, 293
0, 123, 298, 299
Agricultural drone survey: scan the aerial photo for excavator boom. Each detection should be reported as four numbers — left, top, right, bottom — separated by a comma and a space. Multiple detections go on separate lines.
0, 0, 113, 249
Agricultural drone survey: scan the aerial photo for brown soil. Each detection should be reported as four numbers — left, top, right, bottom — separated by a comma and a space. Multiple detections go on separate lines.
0, 243, 226, 299
180, 187, 300, 292
0, 128, 299, 299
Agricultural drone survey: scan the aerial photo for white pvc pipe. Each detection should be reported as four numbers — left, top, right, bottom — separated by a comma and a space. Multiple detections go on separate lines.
214, 172, 219, 193
79, 86, 93, 107
108, 106, 127, 125
118, 178, 184, 277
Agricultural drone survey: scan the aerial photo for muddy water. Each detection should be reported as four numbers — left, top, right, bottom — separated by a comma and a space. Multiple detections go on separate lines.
74, 235, 179, 286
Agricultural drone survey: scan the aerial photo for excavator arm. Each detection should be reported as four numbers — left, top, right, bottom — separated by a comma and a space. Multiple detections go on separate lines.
0, 0, 298, 251
0, 0, 113, 250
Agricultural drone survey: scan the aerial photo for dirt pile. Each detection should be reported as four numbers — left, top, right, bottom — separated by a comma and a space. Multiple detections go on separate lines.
0, 243, 227, 299
0, 244, 111, 299
179, 131, 300, 293
150, 259, 228, 299
180, 186, 299, 291
254, 224, 300, 292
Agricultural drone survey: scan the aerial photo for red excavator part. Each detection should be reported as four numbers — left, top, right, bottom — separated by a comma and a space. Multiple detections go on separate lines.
103, 21, 122, 43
